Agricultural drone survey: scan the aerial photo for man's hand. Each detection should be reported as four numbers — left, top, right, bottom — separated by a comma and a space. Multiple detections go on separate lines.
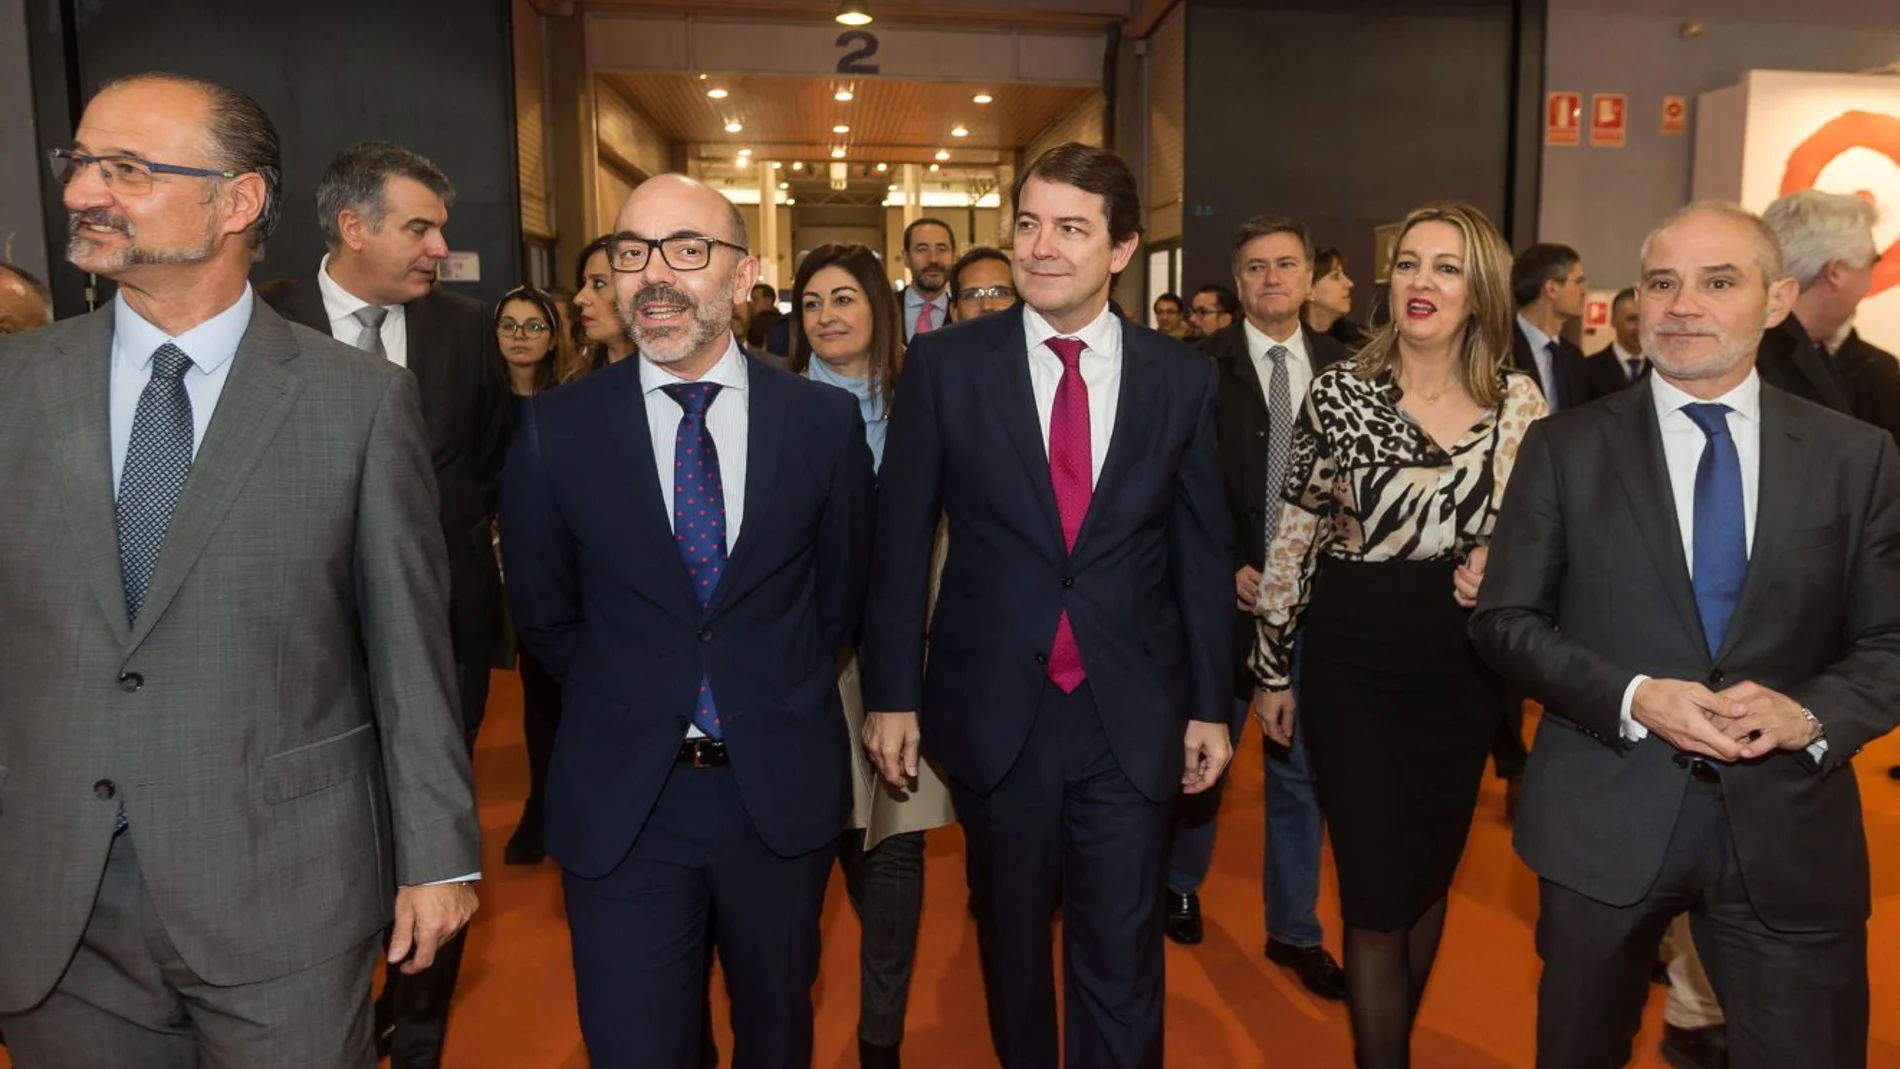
1235, 565, 1263, 613
1182, 720, 1234, 794
1453, 547, 1487, 609
1254, 687, 1295, 747
1631, 679, 1744, 761
864, 711, 921, 788
389, 883, 479, 975
1711, 681, 1819, 759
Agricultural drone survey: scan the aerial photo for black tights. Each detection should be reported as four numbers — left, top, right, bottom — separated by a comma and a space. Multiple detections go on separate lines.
1341, 895, 1450, 1069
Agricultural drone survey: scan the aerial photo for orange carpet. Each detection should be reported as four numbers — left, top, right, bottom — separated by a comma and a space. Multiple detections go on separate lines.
8, 672, 1900, 1067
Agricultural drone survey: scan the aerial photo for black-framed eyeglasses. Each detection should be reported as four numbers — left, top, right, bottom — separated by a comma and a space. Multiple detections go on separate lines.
608, 234, 748, 273
496, 318, 551, 338
957, 285, 1016, 303
48, 148, 237, 195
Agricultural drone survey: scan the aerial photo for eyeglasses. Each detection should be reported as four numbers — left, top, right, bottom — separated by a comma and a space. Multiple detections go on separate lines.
607, 234, 747, 273
497, 319, 551, 338
49, 148, 237, 195
956, 286, 1016, 303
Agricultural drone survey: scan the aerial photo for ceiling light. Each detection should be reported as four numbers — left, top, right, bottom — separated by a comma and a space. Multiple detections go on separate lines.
951, 125, 968, 138
834, 89, 854, 102
831, 146, 847, 159
724, 121, 743, 133
792, 161, 805, 171
786, 197, 797, 205
707, 88, 729, 100
772, 161, 783, 169
973, 93, 993, 104
929, 163, 940, 172
832, 124, 851, 134
875, 162, 888, 172
835, 0, 873, 26
779, 181, 790, 190
934, 149, 950, 161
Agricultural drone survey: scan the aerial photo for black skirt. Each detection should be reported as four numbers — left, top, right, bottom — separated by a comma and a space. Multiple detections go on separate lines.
1297, 556, 1500, 932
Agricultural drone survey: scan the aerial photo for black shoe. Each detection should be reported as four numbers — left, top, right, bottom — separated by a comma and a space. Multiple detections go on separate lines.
1163, 890, 1203, 945
373, 993, 394, 1060
1660, 1023, 1727, 1069
1265, 939, 1346, 1001
1504, 776, 1522, 821
858, 1037, 901, 1069
502, 825, 546, 866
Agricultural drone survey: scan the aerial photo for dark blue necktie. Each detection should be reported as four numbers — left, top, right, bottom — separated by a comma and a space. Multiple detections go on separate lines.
664, 382, 727, 739
118, 343, 196, 625
1683, 403, 1746, 657
1544, 340, 1566, 411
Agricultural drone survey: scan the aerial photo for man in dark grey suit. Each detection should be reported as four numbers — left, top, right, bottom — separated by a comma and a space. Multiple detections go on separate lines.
0, 74, 479, 1066
1472, 201, 1900, 1069
268, 141, 506, 1068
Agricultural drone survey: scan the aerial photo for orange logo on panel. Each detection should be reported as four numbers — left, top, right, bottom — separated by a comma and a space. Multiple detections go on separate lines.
1780, 110, 1900, 297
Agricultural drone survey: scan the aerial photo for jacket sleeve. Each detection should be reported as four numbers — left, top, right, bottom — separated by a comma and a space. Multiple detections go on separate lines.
1171, 360, 1235, 724
498, 399, 582, 683
858, 338, 945, 711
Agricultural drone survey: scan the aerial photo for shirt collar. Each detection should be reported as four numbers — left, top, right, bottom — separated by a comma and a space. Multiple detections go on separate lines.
905, 286, 947, 311
1243, 317, 1308, 364
640, 334, 749, 396
1516, 313, 1556, 355
1023, 301, 1121, 360
316, 252, 400, 322
1651, 367, 1761, 425
113, 285, 254, 375
1612, 341, 1641, 364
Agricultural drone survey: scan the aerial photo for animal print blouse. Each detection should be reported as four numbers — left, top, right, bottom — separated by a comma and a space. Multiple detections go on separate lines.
1249, 362, 1546, 689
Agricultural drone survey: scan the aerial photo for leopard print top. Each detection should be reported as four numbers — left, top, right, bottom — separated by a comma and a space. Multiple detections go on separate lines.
1249, 361, 1546, 688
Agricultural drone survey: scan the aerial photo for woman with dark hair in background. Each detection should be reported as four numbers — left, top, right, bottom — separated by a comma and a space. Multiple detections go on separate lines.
571, 234, 635, 373
1307, 246, 1369, 351
1253, 205, 1545, 1067
789, 243, 956, 1069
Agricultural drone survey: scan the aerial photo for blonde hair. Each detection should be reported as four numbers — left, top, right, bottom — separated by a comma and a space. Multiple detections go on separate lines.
1355, 203, 1514, 408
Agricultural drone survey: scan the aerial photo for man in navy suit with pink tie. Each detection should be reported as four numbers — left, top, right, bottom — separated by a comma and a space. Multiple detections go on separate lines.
860, 143, 1234, 1069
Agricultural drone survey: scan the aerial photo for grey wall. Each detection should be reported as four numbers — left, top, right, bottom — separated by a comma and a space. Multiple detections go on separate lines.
1539, 2, 1900, 291
0, 0, 48, 282
1181, 0, 1539, 321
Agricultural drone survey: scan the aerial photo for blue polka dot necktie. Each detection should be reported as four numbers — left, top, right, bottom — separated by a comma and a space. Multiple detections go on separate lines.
117, 342, 196, 626
664, 382, 728, 739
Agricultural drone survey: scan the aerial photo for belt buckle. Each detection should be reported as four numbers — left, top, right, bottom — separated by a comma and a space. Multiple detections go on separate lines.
692, 740, 712, 769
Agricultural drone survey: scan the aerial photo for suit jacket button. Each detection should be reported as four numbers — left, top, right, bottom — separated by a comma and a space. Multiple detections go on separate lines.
1708, 668, 1725, 686
1062, 577, 1075, 589
118, 672, 142, 692
93, 779, 117, 800
697, 628, 713, 644
1034, 652, 1048, 665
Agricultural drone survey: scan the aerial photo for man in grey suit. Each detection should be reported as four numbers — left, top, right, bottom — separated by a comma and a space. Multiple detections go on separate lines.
1471, 201, 1900, 1069
0, 73, 480, 1067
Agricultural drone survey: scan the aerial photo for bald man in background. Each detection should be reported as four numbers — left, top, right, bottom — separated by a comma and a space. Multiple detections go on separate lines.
0, 264, 54, 334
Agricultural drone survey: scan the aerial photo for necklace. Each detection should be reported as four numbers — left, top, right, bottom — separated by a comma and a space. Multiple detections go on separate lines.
1404, 378, 1454, 404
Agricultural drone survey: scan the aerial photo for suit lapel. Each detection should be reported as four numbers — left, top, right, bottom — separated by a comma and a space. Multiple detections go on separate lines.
977, 308, 1065, 556
709, 357, 784, 614
608, 361, 702, 617
128, 305, 305, 653
1071, 318, 1152, 557
1512, 324, 1547, 393
40, 309, 129, 635
1218, 325, 1267, 412
1602, 382, 1707, 654
402, 292, 443, 402
1715, 389, 1804, 662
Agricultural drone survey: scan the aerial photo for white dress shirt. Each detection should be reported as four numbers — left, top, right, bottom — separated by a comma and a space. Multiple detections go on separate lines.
642, 339, 751, 741
317, 253, 409, 368
1023, 302, 1122, 488
1616, 371, 1821, 757
110, 287, 252, 491
1243, 317, 1316, 408
1612, 341, 1644, 382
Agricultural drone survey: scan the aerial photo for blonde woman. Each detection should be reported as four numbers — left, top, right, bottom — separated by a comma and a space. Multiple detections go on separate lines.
1251, 204, 1546, 1068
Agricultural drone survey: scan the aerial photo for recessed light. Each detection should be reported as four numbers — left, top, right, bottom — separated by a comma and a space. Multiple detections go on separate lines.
835, 0, 873, 26
772, 161, 783, 169
785, 197, 797, 205
888, 183, 898, 191
973, 93, 993, 104
875, 162, 888, 172
833, 124, 851, 134
831, 147, 847, 159
951, 126, 968, 138
707, 88, 729, 100
779, 181, 790, 190
834, 89, 854, 102
929, 163, 940, 172
792, 161, 805, 171
934, 149, 950, 161
724, 121, 743, 133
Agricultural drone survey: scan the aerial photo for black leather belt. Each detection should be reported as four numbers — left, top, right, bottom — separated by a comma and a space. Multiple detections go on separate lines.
677, 738, 729, 767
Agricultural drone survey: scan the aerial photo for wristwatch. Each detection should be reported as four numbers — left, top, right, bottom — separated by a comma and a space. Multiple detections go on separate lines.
1799, 706, 1826, 745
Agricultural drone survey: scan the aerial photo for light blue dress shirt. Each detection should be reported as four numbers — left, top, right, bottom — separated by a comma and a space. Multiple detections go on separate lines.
109, 287, 254, 494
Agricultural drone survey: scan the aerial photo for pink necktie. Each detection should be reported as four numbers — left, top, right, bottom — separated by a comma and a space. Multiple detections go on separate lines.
1045, 336, 1091, 692
915, 301, 935, 335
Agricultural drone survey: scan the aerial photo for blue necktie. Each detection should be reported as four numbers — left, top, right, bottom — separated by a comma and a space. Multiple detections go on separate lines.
1544, 340, 1566, 411
1683, 403, 1746, 657
664, 382, 727, 739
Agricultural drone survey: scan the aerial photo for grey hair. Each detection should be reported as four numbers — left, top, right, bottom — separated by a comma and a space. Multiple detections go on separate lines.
99, 72, 283, 257
1639, 200, 1786, 290
1762, 190, 1879, 290
315, 141, 456, 248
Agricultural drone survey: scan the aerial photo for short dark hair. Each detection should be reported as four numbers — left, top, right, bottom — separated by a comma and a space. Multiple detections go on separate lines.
1612, 286, 1636, 309
1154, 292, 1183, 312
1192, 284, 1239, 317
1510, 242, 1581, 309
102, 73, 283, 254
1231, 214, 1313, 275
1012, 143, 1142, 246
316, 140, 456, 248
750, 282, 778, 303
902, 217, 956, 254
0, 263, 54, 323
948, 245, 1010, 298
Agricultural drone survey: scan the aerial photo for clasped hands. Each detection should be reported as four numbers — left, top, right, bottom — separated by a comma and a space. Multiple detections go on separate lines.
864, 711, 1233, 795
1630, 678, 1820, 762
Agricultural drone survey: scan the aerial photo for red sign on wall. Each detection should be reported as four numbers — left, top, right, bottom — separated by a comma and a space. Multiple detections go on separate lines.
1591, 94, 1628, 147
1661, 95, 1688, 135
1586, 299, 1610, 328
1547, 92, 1582, 146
